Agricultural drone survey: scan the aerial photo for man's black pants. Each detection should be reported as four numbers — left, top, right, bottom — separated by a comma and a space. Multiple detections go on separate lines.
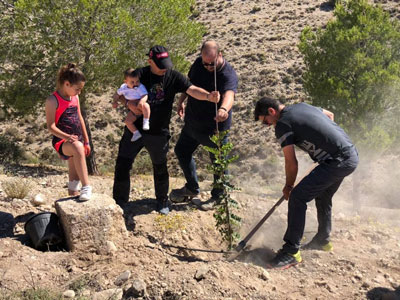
113, 127, 169, 204
282, 147, 359, 254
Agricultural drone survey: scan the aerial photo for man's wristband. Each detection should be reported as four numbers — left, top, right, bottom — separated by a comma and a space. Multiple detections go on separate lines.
285, 184, 294, 189
206, 93, 210, 101
84, 142, 89, 146
219, 107, 228, 112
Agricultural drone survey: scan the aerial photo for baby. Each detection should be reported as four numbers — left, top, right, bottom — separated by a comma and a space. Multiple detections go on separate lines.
112, 68, 150, 141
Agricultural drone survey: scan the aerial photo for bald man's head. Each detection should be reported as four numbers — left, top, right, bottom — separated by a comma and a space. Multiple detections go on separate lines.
201, 40, 220, 57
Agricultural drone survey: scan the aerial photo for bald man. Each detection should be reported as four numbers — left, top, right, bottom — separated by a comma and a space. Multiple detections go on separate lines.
170, 41, 238, 209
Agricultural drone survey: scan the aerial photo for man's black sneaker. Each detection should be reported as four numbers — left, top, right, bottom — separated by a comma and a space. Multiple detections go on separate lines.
169, 186, 199, 203
302, 239, 333, 252
157, 198, 170, 215
266, 249, 302, 269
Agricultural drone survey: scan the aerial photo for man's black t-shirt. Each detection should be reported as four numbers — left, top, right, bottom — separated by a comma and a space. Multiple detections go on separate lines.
184, 57, 238, 133
134, 66, 192, 135
275, 103, 354, 162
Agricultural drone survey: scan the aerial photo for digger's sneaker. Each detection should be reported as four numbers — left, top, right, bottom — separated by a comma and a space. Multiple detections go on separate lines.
266, 249, 302, 269
169, 186, 199, 203
302, 239, 333, 252
79, 185, 92, 202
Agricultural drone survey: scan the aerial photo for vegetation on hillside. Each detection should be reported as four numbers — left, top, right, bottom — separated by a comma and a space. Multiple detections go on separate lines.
299, 0, 400, 153
0, 0, 204, 172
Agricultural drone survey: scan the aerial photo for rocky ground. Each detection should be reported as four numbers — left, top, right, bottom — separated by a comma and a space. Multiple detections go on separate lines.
0, 162, 400, 300
1, 0, 400, 299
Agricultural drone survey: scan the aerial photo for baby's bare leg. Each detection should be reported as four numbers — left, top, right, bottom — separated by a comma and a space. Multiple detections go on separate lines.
141, 102, 151, 119
124, 111, 138, 133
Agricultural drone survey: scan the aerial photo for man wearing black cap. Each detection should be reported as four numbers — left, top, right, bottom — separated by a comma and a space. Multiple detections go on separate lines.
170, 40, 238, 210
113, 45, 220, 215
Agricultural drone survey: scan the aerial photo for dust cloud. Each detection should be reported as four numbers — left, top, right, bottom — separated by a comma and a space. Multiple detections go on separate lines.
232, 141, 400, 265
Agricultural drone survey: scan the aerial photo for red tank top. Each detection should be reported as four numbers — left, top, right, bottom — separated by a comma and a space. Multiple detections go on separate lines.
52, 91, 83, 150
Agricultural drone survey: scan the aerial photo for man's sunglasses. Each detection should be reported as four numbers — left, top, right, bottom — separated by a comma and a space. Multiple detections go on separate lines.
202, 61, 215, 67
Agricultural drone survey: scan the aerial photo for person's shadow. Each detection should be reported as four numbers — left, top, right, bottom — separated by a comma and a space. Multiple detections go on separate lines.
118, 198, 193, 232
367, 287, 400, 300
0, 211, 34, 245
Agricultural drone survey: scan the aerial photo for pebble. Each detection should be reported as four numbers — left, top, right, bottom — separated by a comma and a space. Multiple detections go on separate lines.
106, 241, 117, 253
210, 269, 220, 279
92, 288, 123, 300
63, 290, 75, 298
259, 270, 271, 281
373, 274, 386, 284
128, 279, 146, 297
115, 270, 131, 286
31, 194, 45, 206
195, 265, 209, 281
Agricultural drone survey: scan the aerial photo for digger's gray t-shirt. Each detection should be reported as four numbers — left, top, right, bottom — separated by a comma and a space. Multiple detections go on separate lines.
275, 103, 354, 162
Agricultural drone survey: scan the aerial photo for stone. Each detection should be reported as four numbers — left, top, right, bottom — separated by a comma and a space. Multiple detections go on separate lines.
259, 270, 271, 281
210, 269, 220, 279
115, 270, 131, 286
127, 279, 147, 297
92, 288, 123, 300
55, 193, 127, 253
31, 194, 45, 206
106, 241, 118, 253
63, 290, 75, 298
195, 265, 209, 281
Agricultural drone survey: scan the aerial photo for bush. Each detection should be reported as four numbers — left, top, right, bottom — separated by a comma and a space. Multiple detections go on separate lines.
0, 134, 24, 163
299, 0, 400, 145
39, 147, 62, 165
9, 288, 63, 300
132, 151, 153, 175
4, 127, 23, 141
2, 178, 33, 199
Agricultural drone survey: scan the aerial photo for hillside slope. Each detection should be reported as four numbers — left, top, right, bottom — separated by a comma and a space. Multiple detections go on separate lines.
1, 0, 400, 299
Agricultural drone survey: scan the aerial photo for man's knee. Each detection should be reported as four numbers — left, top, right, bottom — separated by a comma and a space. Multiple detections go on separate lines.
289, 188, 309, 206
174, 141, 187, 160
114, 156, 133, 180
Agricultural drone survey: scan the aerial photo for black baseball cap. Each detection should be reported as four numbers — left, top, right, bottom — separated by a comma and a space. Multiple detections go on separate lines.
148, 45, 173, 69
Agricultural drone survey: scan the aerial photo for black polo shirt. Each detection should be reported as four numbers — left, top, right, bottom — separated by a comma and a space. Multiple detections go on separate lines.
275, 103, 354, 162
184, 57, 238, 133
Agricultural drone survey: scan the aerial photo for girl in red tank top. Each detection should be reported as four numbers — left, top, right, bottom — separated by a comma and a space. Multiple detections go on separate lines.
45, 63, 92, 201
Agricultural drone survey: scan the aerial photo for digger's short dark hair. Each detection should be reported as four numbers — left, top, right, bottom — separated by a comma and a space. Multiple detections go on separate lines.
254, 97, 281, 121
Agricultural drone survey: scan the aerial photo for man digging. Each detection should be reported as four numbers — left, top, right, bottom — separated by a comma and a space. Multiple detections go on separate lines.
254, 97, 359, 269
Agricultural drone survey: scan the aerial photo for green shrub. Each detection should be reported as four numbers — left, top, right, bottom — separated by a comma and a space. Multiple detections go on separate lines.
0, 134, 24, 163
11, 288, 62, 300
4, 127, 23, 141
132, 151, 153, 175
39, 147, 61, 165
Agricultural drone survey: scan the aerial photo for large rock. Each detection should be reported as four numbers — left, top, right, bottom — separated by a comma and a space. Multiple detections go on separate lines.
55, 193, 127, 253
